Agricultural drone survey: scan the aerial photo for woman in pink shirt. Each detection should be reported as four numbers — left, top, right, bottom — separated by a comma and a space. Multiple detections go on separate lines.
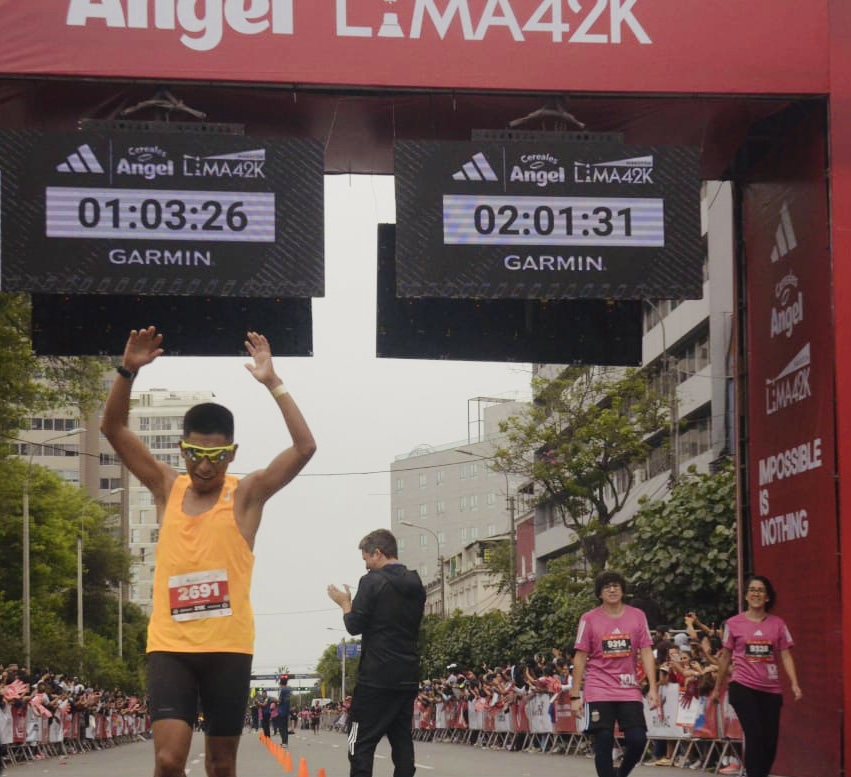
571, 571, 659, 777
711, 575, 802, 777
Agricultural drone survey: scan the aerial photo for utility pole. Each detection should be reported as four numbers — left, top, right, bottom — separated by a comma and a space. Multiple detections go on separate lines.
508, 495, 517, 604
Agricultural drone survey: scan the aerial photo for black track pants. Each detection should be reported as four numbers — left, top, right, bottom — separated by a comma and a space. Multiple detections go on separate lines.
728, 681, 783, 777
346, 686, 417, 777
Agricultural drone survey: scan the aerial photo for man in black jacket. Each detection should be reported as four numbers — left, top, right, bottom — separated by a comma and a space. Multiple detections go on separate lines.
327, 528, 426, 777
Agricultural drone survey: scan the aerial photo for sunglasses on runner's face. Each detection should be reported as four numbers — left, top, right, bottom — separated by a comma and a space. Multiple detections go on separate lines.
179, 441, 235, 464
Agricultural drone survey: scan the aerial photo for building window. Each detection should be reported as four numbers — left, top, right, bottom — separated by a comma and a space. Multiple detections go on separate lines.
436, 470, 445, 485
437, 531, 446, 545
398, 537, 405, 552
151, 528, 159, 543
460, 527, 468, 542
487, 523, 497, 537
419, 503, 428, 519
459, 464, 467, 480
459, 496, 468, 512
436, 499, 446, 515
487, 492, 497, 507
395, 477, 405, 493
469, 462, 478, 478
396, 507, 406, 523
419, 534, 428, 548
470, 494, 479, 511
419, 473, 427, 488
470, 526, 479, 540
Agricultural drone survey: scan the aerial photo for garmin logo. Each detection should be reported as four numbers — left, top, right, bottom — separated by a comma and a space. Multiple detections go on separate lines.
116, 146, 173, 180
66, 0, 294, 52
574, 156, 654, 184
504, 254, 604, 272
109, 248, 212, 266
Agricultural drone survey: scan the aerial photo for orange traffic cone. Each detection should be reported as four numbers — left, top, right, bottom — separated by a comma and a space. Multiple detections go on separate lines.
298, 756, 309, 777
283, 748, 293, 772
317, 769, 327, 777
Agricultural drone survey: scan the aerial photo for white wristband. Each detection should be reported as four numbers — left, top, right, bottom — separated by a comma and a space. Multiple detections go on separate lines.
270, 383, 289, 399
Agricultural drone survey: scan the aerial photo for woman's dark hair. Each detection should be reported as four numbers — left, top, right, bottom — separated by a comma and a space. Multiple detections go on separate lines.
744, 574, 777, 612
183, 402, 234, 440
594, 570, 628, 599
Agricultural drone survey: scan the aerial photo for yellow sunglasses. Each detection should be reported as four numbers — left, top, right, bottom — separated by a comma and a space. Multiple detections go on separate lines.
179, 440, 235, 464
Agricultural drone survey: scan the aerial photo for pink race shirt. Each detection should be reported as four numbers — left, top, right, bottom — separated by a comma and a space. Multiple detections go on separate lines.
722, 612, 794, 693
574, 605, 653, 702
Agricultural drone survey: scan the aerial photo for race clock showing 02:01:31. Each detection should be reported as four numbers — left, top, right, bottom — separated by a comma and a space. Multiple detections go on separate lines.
443, 194, 664, 247
45, 187, 276, 242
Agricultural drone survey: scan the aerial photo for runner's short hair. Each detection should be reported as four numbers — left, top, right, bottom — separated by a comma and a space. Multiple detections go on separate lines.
358, 528, 398, 559
594, 570, 628, 599
183, 402, 234, 441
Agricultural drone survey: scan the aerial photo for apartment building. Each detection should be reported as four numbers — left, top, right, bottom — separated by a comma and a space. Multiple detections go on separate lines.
390, 398, 531, 617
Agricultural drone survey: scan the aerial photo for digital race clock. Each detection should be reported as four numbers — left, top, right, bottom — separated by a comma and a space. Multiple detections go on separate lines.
395, 140, 702, 300
0, 129, 324, 298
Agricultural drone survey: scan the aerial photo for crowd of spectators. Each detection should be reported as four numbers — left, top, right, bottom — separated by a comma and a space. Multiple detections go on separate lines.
407, 611, 739, 771
0, 663, 148, 774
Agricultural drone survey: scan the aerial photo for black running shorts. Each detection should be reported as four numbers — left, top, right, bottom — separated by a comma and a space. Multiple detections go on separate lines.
148, 651, 252, 736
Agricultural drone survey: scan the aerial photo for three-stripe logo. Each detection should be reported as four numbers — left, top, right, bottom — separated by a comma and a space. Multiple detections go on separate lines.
56, 144, 105, 174
452, 152, 497, 182
770, 201, 796, 263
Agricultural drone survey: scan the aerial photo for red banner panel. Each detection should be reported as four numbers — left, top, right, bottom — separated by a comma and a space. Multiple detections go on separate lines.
744, 109, 838, 777
0, 1, 829, 94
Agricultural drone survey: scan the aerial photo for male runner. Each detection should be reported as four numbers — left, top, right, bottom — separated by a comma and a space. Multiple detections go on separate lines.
102, 326, 316, 777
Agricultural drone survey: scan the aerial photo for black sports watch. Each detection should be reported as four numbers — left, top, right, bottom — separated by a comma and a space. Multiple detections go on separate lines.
116, 365, 136, 380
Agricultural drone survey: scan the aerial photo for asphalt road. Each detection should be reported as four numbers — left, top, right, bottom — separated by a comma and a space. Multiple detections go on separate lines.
7, 729, 707, 777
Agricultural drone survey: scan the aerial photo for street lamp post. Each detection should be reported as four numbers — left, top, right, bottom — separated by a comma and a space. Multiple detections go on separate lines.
22, 427, 85, 670
399, 520, 444, 617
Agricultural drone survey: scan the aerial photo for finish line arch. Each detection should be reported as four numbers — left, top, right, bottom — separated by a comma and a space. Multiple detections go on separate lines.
0, 3, 849, 775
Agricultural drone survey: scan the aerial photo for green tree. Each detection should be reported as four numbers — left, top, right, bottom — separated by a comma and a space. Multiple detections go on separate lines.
316, 640, 360, 699
0, 293, 107, 442
610, 460, 738, 627
495, 367, 666, 572
0, 456, 141, 684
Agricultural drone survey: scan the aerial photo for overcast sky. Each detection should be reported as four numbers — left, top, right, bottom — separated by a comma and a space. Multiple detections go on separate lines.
130, 175, 532, 675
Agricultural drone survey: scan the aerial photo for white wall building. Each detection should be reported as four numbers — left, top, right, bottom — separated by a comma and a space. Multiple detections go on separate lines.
390, 398, 529, 617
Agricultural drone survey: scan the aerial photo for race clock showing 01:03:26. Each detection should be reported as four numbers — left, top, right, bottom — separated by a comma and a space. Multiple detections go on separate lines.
442, 195, 665, 247
45, 187, 276, 242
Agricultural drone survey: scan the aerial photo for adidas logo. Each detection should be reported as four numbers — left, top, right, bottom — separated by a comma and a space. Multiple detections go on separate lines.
56, 144, 105, 174
770, 201, 797, 263
452, 152, 498, 182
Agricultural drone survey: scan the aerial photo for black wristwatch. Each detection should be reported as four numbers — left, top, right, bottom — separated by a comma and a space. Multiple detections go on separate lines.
116, 365, 136, 380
